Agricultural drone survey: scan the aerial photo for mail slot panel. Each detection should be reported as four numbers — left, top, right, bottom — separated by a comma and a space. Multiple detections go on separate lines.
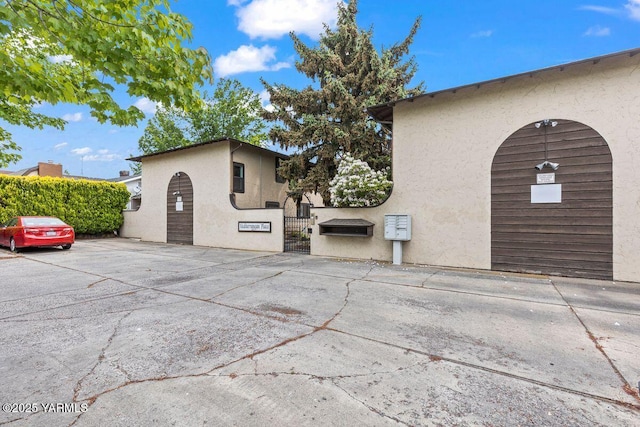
384, 214, 411, 241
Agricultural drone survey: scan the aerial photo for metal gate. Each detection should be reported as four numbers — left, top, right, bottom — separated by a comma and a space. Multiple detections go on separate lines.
284, 216, 310, 254
283, 193, 312, 254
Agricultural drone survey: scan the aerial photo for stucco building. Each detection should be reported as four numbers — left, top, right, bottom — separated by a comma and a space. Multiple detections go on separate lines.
312, 48, 640, 282
120, 138, 321, 252
121, 48, 640, 282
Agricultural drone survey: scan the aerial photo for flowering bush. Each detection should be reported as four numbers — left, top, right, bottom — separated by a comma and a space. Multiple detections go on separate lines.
329, 154, 393, 207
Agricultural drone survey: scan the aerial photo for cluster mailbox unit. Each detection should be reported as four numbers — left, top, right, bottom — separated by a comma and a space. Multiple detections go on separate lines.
384, 214, 412, 265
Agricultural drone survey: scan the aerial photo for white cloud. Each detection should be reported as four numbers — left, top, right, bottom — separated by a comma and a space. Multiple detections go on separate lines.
133, 98, 158, 115
584, 25, 611, 36
71, 147, 92, 156
70, 147, 120, 161
259, 90, 274, 112
54, 142, 68, 150
626, 0, 640, 20
471, 30, 493, 38
580, 2, 640, 20
230, 0, 340, 40
62, 112, 82, 122
214, 44, 291, 77
579, 5, 620, 15
84, 153, 120, 162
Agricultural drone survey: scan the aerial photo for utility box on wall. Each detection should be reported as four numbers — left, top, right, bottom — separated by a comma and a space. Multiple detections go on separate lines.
384, 214, 412, 241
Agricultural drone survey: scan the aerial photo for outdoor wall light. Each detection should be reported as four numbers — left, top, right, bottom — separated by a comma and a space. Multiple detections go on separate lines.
534, 120, 560, 171
535, 119, 558, 128
534, 161, 560, 171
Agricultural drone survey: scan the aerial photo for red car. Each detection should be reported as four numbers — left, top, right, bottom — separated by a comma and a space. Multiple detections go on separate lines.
0, 216, 75, 252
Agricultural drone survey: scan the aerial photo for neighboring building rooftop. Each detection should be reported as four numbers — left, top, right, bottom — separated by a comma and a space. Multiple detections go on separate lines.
106, 171, 141, 183
0, 162, 62, 177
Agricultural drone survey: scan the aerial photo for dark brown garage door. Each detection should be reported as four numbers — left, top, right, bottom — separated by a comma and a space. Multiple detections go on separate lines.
167, 172, 193, 245
491, 119, 612, 280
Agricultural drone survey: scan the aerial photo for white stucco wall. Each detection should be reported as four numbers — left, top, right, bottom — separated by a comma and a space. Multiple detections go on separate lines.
120, 142, 284, 252
312, 53, 640, 282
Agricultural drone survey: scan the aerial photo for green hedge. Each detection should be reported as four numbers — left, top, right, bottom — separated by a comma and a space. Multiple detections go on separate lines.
0, 175, 131, 234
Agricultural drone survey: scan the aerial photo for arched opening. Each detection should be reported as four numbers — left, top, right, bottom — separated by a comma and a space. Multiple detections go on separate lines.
283, 192, 312, 254
166, 172, 193, 245
491, 119, 612, 279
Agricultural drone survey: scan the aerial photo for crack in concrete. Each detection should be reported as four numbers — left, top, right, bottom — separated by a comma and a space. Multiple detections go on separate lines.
67, 328, 320, 426
324, 327, 640, 412
318, 280, 352, 330
12, 247, 640, 424
331, 381, 411, 426
361, 275, 571, 309
65, 265, 357, 422
1, 264, 294, 323
72, 311, 133, 402
549, 278, 640, 404
211, 270, 287, 299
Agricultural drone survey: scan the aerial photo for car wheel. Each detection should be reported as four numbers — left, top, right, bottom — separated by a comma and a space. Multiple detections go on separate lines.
9, 238, 17, 253
62, 244, 72, 250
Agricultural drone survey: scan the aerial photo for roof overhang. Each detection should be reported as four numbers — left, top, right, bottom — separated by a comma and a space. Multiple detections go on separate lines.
127, 137, 289, 162
368, 47, 640, 127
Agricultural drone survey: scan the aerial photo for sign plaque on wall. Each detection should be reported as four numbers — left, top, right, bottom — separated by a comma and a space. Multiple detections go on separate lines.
536, 173, 556, 184
531, 184, 562, 204
238, 222, 272, 233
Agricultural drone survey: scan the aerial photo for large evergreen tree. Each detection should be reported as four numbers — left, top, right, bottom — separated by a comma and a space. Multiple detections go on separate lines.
262, 0, 424, 204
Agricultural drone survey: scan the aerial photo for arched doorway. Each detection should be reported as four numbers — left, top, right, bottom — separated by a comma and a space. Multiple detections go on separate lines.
491, 119, 612, 279
283, 192, 312, 254
166, 172, 193, 245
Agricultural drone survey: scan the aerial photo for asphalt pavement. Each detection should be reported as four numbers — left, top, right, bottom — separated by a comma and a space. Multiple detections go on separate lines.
1, 238, 639, 426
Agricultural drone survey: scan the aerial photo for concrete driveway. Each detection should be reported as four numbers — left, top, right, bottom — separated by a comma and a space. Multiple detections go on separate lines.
1, 239, 639, 426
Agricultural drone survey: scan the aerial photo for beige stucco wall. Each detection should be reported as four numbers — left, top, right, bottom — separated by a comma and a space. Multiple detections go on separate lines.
232, 145, 289, 208
120, 141, 284, 252
312, 53, 640, 282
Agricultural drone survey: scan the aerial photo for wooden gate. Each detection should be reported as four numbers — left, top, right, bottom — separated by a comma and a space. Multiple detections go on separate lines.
166, 172, 193, 245
491, 120, 613, 280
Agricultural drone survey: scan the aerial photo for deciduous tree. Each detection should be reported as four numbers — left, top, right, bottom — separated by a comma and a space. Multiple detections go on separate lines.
0, 0, 213, 167
134, 78, 267, 170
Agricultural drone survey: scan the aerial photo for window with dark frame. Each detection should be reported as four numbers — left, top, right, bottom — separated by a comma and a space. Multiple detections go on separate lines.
265, 201, 280, 208
298, 203, 311, 218
233, 162, 245, 193
275, 157, 286, 183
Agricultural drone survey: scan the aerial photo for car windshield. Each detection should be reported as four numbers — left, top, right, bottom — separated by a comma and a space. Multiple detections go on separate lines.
22, 217, 66, 226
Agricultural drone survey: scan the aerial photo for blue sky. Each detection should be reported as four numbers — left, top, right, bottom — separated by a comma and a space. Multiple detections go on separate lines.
3, 0, 639, 178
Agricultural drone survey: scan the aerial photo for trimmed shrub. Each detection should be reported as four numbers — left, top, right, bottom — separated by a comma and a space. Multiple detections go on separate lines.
0, 175, 130, 234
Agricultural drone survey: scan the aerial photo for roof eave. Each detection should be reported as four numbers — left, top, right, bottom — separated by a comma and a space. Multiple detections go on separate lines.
368, 46, 640, 126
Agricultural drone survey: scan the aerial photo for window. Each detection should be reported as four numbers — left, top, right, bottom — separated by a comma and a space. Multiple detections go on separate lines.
275, 157, 286, 184
233, 162, 245, 193
298, 203, 311, 218
265, 201, 280, 208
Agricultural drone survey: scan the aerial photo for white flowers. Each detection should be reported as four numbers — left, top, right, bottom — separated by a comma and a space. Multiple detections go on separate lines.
329, 153, 393, 207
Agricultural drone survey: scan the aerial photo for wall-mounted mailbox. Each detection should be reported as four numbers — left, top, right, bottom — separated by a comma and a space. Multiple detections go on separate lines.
318, 218, 374, 237
384, 214, 412, 241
